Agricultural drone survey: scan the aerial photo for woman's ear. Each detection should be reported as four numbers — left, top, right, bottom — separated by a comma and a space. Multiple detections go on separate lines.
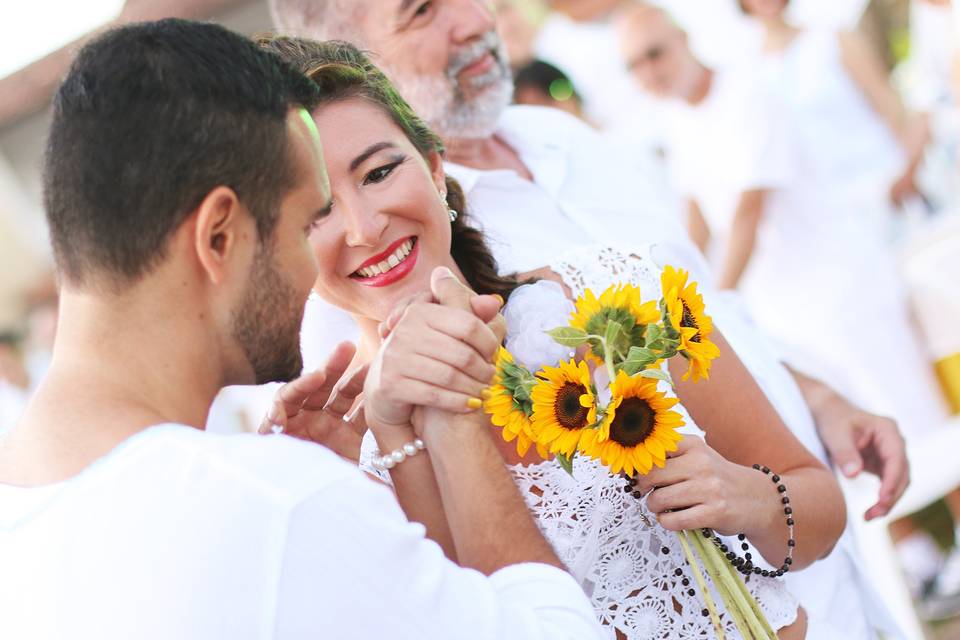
427, 150, 446, 195
192, 185, 250, 285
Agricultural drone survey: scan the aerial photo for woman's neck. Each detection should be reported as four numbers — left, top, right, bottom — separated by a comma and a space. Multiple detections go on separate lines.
760, 16, 801, 53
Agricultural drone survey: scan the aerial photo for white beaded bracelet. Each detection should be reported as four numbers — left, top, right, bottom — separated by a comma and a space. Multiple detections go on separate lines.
371, 438, 426, 471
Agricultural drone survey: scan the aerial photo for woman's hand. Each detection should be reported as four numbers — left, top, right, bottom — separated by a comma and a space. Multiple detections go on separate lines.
363, 267, 504, 436
258, 341, 368, 462
634, 437, 773, 537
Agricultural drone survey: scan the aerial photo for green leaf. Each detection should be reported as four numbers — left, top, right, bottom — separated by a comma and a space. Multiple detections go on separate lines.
644, 322, 663, 345
621, 346, 659, 375
639, 368, 673, 385
555, 452, 575, 476
546, 326, 589, 347
604, 320, 623, 349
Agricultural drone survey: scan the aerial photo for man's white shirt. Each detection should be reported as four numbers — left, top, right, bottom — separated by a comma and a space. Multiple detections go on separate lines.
0, 424, 601, 639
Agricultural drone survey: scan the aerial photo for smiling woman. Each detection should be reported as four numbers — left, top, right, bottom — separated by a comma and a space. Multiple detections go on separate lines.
256, 35, 524, 337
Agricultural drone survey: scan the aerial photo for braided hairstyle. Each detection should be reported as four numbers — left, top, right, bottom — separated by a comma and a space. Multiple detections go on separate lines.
257, 35, 524, 301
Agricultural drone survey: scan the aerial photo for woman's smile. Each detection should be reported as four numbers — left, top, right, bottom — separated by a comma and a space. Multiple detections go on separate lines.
350, 236, 420, 287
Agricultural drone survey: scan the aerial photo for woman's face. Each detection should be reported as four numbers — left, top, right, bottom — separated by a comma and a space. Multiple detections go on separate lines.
308, 97, 454, 322
741, 0, 787, 19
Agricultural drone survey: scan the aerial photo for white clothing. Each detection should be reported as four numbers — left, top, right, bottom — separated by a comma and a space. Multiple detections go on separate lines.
0, 424, 602, 640
303, 104, 891, 636
904, 2, 957, 113
663, 68, 947, 439
759, 29, 904, 201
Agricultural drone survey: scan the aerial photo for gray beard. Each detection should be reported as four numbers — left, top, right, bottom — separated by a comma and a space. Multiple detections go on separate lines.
380, 35, 514, 140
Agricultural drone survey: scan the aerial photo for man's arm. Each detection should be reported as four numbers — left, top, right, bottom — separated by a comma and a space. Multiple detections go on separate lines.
274, 471, 601, 640
789, 366, 909, 520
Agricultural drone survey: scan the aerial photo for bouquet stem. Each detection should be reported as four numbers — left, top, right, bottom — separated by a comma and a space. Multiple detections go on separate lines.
687, 530, 777, 640
676, 529, 725, 639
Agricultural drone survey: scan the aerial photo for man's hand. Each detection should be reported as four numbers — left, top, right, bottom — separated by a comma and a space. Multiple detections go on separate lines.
816, 398, 909, 520
363, 267, 503, 434
259, 341, 368, 462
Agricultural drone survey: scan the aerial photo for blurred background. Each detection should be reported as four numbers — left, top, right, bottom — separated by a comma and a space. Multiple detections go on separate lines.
0, 1, 958, 637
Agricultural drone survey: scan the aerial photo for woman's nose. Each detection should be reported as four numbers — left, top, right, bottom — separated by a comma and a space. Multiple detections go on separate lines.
342, 202, 388, 248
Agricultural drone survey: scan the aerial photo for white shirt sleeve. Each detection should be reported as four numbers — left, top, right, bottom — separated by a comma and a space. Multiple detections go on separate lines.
273, 472, 603, 640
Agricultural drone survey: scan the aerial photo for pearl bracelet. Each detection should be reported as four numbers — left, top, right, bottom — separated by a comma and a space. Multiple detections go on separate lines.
371, 438, 426, 471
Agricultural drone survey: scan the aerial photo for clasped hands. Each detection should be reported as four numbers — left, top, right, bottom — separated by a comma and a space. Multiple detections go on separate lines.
260, 267, 504, 459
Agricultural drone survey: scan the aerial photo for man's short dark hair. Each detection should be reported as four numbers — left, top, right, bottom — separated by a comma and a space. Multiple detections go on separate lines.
42, 18, 320, 289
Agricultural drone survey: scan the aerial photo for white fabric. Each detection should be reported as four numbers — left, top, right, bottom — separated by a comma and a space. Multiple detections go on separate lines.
904, 2, 957, 112
758, 29, 904, 195
0, 424, 602, 640
662, 68, 948, 439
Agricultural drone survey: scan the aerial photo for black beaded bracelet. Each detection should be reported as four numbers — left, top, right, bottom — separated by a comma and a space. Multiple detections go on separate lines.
700, 464, 796, 578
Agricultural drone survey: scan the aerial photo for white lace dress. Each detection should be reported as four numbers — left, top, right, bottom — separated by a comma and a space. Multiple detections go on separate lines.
362, 245, 799, 639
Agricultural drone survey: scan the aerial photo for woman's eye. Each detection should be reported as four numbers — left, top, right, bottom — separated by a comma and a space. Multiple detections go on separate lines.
364, 160, 402, 185
413, 1, 432, 18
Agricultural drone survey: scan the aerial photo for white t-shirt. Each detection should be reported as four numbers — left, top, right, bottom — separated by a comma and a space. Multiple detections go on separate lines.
0, 424, 601, 640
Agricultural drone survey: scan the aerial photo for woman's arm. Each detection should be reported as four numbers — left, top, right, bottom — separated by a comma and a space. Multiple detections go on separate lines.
716, 189, 766, 290
638, 329, 847, 570
686, 199, 711, 254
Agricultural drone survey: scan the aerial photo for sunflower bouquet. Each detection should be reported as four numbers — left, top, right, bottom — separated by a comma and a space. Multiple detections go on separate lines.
484, 266, 776, 640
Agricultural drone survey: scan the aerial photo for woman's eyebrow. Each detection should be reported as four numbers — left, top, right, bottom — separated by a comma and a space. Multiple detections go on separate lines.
350, 142, 399, 172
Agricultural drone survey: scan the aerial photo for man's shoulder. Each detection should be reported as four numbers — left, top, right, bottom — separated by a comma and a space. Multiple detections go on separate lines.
141, 425, 363, 504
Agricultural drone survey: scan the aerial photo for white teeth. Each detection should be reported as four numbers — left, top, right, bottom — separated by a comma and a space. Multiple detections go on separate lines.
354, 238, 416, 279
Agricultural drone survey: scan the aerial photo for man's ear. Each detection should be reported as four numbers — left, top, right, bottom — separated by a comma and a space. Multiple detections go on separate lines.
192, 186, 250, 285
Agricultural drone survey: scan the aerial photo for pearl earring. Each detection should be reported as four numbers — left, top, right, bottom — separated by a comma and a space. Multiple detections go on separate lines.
440, 190, 458, 223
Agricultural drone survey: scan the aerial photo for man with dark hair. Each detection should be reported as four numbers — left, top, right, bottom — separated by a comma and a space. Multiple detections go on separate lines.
0, 19, 601, 639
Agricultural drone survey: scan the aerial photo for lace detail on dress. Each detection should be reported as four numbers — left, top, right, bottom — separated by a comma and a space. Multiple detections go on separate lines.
505, 243, 799, 639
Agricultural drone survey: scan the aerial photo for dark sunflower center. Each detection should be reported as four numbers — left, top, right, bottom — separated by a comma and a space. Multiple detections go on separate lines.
554, 382, 590, 430
609, 397, 656, 447
680, 302, 702, 343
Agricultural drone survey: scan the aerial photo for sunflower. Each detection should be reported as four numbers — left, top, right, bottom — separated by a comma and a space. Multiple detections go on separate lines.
484, 348, 548, 459
569, 284, 660, 363
661, 265, 721, 382
579, 370, 684, 475
530, 358, 598, 456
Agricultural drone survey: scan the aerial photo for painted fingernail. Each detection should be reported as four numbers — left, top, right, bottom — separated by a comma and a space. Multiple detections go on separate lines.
842, 463, 860, 477
493, 294, 505, 308
466, 397, 483, 410
435, 266, 454, 279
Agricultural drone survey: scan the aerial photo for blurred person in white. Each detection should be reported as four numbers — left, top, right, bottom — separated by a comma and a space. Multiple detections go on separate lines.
901, 0, 960, 211
269, 1, 910, 637
619, 1, 953, 623
0, 19, 603, 640
739, 0, 929, 210
533, 0, 667, 150
744, 0, 960, 612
